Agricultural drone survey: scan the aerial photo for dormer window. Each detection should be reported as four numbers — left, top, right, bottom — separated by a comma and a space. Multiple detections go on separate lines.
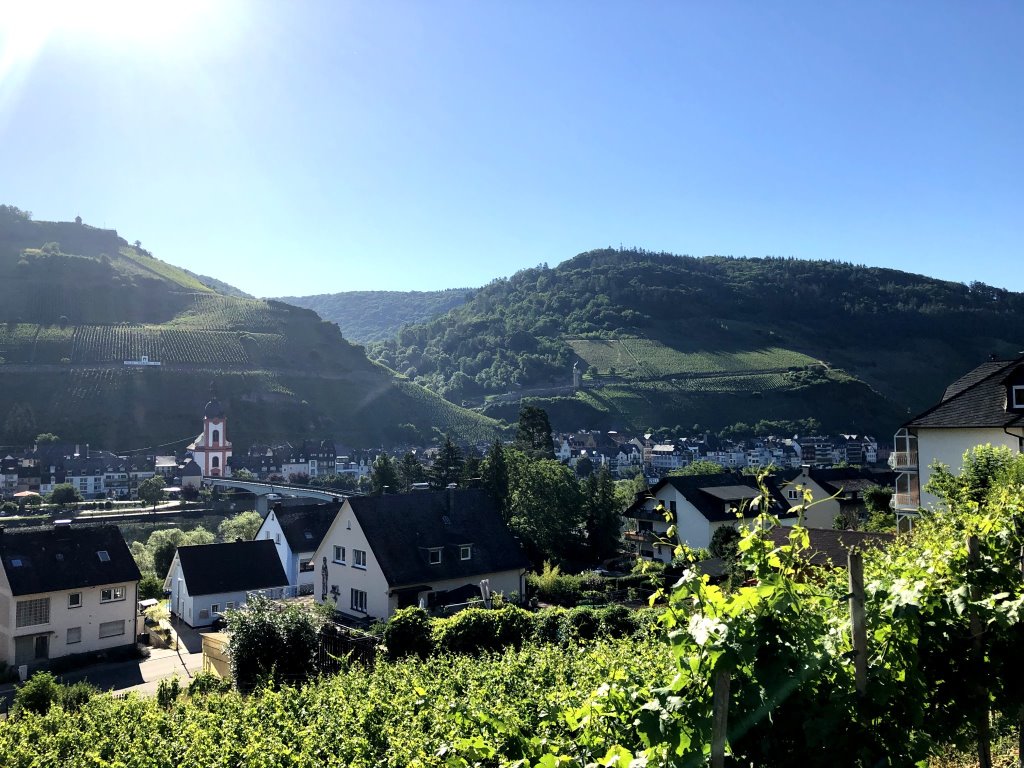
1012, 385, 1024, 410
428, 548, 442, 565
460, 545, 472, 561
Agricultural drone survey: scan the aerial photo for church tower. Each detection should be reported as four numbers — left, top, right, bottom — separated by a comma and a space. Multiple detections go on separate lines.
188, 385, 233, 477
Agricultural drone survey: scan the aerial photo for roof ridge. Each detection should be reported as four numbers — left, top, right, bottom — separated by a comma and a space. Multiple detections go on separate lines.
903, 356, 1024, 427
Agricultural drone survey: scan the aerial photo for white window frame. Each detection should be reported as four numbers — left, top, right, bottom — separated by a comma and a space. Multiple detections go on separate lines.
211, 603, 221, 614
226, 601, 236, 610
1013, 385, 1024, 409
353, 549, 366, 569
101, 586, 126, 603
460, 545, 472, 561
98, 620, 125, 639
68, 592, 82, 609
67, 626, 82, 644
787, 489, 800, 500
333, 545, 346, 564
350, 588, 367, 613
428, 548, 442, 565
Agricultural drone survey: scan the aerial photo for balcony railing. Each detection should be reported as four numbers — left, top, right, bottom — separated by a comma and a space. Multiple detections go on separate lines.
888, 451, 919, 470
247, 585, 309, 601
892, 491, 921, 509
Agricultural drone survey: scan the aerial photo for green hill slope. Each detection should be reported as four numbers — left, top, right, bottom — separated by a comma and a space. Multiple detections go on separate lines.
367, 248, 1024, 436
0, 207, 499, 449
277, 289, 474, 344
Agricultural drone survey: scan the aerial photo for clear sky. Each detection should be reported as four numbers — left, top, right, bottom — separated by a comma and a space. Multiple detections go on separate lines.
1, 1, 1021, 298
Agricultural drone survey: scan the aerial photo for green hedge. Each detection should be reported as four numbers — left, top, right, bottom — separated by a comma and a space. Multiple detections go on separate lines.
384, 604, 655, 658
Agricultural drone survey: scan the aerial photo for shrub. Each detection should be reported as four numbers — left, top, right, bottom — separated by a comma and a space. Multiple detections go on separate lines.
533, 608, 567, 644
599, 605, 638, 637
1, 501, 18, 515
187, 672, 231, 697
432, 608, 498, 655
157, 677, 181, 709
384, 607, 434, 660
12, 672, 63, 715
59, 680, 98, 712
491, 606, 535, 649
527, 562, 583, 607
563, 606, 601, 642
227, 596, 325, 691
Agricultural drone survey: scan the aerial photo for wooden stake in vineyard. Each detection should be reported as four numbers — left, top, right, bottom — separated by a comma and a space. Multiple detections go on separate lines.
847, 549, 868, 697
711, 668, 731, 768
967, 535, 992, 768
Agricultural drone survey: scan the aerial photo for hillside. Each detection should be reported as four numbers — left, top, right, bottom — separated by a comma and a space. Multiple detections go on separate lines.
0, 206, 500, 449
366, 249, 1024, 436
277, 289, 474, 344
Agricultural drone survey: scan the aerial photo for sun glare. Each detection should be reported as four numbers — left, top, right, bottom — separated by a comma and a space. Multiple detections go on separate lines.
1, 0, 215, 68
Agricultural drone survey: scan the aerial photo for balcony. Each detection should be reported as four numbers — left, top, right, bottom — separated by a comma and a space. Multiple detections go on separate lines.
623, 530, 659, 543
892, 490, 920, 509
888, 451, 919, 470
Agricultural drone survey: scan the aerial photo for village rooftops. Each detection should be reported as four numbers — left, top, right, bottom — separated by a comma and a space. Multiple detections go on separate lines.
905, 357, 1024, 430
347, 488, 529, 588
273, 502, 342, 552
0, 523, 140, 596
174, 539, 288, 596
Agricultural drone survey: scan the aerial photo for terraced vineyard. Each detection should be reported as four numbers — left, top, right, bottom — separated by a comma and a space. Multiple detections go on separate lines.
171, 294, 284, 331
567, 337, 820, 378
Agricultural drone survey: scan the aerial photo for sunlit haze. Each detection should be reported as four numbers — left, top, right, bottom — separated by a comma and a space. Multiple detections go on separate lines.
1, 1, 1021, 297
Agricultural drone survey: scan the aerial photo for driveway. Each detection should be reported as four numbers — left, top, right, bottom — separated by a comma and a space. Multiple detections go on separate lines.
0, 624, 212, 712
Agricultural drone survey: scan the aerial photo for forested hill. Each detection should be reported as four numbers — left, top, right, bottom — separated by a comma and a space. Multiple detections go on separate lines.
0, 206, 499, 449
366, 249, 1024, 436
277, 289, 474, 344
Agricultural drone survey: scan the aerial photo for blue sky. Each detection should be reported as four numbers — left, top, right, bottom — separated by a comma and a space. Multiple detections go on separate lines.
1, 1, 1021, 298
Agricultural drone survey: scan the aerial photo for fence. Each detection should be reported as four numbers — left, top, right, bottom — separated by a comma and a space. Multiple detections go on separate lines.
318, 623, 380, 671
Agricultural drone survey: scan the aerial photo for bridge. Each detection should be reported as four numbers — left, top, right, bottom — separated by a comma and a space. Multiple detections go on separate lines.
203, 477, 349, 514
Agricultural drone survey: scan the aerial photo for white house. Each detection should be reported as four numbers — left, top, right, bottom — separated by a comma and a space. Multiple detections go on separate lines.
255, 502, 341, 594
622, 473, 797, 563
165, 539, 288, 628
312, 488, 529, 621
0, 523, 141, 669
891, 356, 1024, 529
779, 466, 895, 529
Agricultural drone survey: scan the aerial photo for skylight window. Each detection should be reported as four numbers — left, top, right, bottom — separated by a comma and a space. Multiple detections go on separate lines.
97, 550, 110, 562
10, 558, 22, 567
304, 531, 313, 540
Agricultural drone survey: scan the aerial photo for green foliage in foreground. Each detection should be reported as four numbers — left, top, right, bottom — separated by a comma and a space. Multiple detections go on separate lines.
0, 639, 671, 768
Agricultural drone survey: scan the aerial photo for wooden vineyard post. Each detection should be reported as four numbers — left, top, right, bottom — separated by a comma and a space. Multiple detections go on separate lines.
711, 668, 731, 768
848, 550, 868, 697
1017, 516, 1024, 768
967, 535, 992, 768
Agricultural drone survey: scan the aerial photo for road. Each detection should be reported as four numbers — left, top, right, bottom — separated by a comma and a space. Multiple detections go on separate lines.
0, 625, 207, 713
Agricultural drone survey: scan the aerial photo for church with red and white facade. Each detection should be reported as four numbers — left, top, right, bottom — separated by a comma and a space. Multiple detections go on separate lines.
187, 393, 232, 477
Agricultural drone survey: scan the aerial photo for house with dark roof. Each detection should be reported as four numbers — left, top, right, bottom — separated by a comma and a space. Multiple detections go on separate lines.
891, 356, 1024, 529
164, 539, 289, 628
622, 473, 797, 563
778, 466, 895, 529
0, 523, 141, 668
312, 488, 529, 621
765, 527, 894, 569
255, 501, 342, 594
